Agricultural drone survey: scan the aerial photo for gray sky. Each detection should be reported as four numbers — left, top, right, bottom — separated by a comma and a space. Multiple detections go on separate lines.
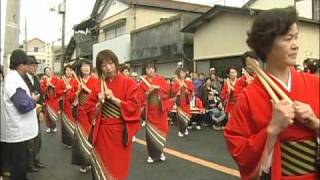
1, 0, 249, 50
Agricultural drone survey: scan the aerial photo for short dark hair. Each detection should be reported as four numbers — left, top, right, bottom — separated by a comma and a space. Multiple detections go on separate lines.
240, 51, 259, 67
247, 6, 298, 61
175, 68, 187, 79
226, 66, 238, 74
44, 66, 51, 74
120, 65, 131, 73
96, 49, 119, 78
141, 63, 157, 76
63, 65, 73, 75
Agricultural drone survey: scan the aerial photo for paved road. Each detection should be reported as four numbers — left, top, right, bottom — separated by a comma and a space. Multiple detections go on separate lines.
29, 120, 240, 180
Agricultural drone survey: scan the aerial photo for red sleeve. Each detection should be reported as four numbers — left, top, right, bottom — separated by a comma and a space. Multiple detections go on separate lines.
86, 77, 101, 121
56, 79, 66, 98
224, 93, 268, 179
234, 76, 247, 94
66, 78, 78, 103
137, 80, 149, 106
52, 76, 64, 98
40, 79, 48, 95
220, 83, 228, 103
171, 81, 180, 95
159, 76, 169, 100
185, 80, 194, 95
121, 78, 141, 122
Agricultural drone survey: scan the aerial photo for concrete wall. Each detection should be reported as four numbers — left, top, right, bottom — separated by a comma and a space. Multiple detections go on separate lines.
93, 34, 130, 66
130, 17, 183, 61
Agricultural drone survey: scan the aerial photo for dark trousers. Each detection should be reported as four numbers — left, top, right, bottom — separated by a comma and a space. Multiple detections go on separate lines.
27, 132, 42, 167
1, 141, 29, 180
189, 114, 203, 126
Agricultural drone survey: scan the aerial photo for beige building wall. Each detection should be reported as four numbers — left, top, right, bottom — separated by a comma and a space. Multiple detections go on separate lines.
26, 38, 54, 67
130, 7, 179, 30
249, 0, 313, 19
98, 9, 130, 42
193, 12, 319, 65
249, 0, 294, 9
297, 22, 320, 62
98, 6, 180, 42
194, 13, 252, 60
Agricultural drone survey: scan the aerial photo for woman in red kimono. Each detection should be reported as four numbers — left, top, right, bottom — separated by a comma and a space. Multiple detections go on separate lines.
138, 63, 170, 164
224, 7, 319, 180
235, 51, 258, 93
40, 67, 61, 133
220, 67, 239, 119
71, 59, 99, 173
57, 65, 78, 148
91, 49, 141, 180
172, 68, 193, 138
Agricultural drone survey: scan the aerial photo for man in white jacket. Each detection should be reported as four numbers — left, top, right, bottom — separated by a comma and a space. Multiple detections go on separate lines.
0, 49, 40, 180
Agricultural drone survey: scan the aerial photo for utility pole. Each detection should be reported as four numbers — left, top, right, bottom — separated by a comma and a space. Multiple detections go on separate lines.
25, 16, 27, 52
59, 0, 66, 73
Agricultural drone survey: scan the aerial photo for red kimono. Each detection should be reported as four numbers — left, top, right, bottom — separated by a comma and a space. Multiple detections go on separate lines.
138, 75, 170, 160
57, 77, 78, 145
224, 69, 320, 180
71, 75, 99, 166
77, 76, 100, 137
91, 74, 141, 180
40, 75, 62, 128
235, 75, 253, 93
221, 78, 239, 118
172, 79, 193, 133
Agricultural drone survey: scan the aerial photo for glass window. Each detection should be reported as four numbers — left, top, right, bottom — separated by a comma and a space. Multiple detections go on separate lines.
115, 23, 125, 36
105, 29, 115, 40
34, 47, 39, 52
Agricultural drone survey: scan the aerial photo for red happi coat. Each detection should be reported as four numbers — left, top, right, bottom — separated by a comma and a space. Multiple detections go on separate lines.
57, 77, 78, 122
172, 79, 194, 116
221, 78, 239, 116
92, 74, 141, 180
224, 69, 320, 180
138, 75, 170, 135
77, 75, 100, 136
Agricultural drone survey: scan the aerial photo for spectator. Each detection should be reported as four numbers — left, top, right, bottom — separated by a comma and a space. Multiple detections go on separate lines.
1, 49, 39, 180
23, 56, 45, 172
206, 91, 227, 130
209, 72, 222, 92
193, 73, 205, 98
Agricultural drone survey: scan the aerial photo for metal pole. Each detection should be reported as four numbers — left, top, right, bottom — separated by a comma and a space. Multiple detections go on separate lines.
25, 16, 27, 52
61, 0, 66, 73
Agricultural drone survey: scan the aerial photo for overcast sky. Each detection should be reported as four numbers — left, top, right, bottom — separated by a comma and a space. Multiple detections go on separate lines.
1, 0, 249, 56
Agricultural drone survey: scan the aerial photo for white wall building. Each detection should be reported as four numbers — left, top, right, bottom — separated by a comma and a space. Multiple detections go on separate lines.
26, 38, 57, 73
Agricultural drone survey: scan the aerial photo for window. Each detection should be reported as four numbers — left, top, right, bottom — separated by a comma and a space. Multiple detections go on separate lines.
33, 47, 39, 52
104, 22, 126, 40
105, 29, 115, 40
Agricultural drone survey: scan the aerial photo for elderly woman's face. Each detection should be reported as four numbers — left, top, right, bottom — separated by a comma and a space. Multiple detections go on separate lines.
267, 23, 299, 66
